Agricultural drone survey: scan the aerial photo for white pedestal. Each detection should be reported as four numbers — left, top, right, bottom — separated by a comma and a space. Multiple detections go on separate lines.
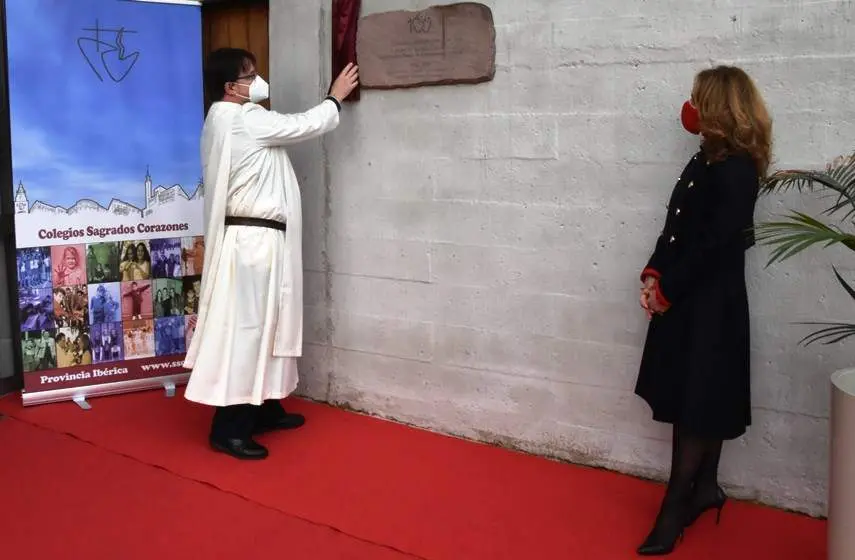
829, 368, 855, 560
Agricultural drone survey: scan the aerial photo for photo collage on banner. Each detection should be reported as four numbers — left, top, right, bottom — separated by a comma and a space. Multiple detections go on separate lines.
16, 236, 204, 373
6, 0, 203, 399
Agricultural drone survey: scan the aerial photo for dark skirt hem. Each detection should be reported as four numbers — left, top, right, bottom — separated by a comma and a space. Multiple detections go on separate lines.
636, 393, 749, 441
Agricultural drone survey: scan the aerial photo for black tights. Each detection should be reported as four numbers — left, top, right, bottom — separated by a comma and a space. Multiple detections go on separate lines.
670, 426, 723, 502
647, 425, 724, 540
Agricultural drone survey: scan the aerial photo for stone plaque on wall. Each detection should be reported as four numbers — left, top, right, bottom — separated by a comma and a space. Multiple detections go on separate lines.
356, 2, 496, 89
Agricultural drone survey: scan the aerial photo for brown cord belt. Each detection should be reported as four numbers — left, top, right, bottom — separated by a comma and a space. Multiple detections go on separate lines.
224, 216, 287, 232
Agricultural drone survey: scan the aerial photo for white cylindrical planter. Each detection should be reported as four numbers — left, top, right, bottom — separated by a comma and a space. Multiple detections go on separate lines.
829, 368, 855, 560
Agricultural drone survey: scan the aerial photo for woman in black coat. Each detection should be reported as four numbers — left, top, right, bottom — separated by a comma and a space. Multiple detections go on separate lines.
635, 66, 772, 556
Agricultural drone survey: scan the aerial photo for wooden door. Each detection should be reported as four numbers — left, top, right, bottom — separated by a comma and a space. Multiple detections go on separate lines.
0, 0, 22, 394
201, 0, 269, 110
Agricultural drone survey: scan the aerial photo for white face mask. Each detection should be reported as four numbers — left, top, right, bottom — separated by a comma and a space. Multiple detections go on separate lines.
235, 75, 269, 103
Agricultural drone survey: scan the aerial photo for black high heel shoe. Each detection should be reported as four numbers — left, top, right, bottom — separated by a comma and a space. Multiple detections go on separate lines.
685, 485, 727, 527
637, 529, 684, 556
636, 511, 686, 556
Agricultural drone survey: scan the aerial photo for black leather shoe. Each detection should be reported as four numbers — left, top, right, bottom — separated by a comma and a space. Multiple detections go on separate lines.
209, 437, 269, 460
254, 412, 306, 435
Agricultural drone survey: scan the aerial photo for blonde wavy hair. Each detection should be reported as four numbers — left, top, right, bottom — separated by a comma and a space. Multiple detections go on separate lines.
692, 66, 773, 177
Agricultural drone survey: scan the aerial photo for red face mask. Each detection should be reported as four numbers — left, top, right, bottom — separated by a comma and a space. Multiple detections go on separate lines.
681, 100, 701, 135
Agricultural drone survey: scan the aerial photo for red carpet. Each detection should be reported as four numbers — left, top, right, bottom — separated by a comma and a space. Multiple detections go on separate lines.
0, 389, 826, 559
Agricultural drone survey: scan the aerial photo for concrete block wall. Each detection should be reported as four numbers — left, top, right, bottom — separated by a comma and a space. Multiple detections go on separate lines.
270, 0, 855, 515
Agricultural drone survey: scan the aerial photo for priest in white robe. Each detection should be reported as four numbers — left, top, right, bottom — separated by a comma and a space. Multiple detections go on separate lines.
184, 48, 359, 460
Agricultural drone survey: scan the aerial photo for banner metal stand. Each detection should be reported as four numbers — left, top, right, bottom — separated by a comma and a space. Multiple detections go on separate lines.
22, 372, 191, 407
72, 394, 92, 411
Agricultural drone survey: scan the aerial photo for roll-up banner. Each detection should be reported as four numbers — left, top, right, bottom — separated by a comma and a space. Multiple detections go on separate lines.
6, 0, 203, 405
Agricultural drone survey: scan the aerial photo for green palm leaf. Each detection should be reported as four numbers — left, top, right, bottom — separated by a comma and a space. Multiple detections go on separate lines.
758, 152, 855, 348
792, 267, 855, 345
754, 211, 855, 266
832, 265, 855, 303
796, 322, 855, 346
760, 153, 855, 219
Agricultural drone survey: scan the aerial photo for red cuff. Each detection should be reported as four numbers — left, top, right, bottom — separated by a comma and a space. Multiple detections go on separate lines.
641, 267, 661, 282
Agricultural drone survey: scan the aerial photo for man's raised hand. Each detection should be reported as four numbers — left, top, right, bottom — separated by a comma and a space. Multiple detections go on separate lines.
330, 63, 359, 103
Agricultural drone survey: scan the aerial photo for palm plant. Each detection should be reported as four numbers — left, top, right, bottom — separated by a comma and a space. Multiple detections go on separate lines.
755, 152, 855, 345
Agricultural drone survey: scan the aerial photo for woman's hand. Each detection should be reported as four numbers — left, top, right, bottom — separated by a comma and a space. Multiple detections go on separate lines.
640, 286, 652, 318
647, 283, 670, 315
640, 276, 656, 318
640, 277, 669, 318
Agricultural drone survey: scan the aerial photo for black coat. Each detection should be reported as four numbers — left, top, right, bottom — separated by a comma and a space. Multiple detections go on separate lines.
635, 150, 758, 441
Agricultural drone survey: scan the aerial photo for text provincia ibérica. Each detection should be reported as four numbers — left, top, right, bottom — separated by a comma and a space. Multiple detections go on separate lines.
38, 222, 191, 241
40, 366, 130, 385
